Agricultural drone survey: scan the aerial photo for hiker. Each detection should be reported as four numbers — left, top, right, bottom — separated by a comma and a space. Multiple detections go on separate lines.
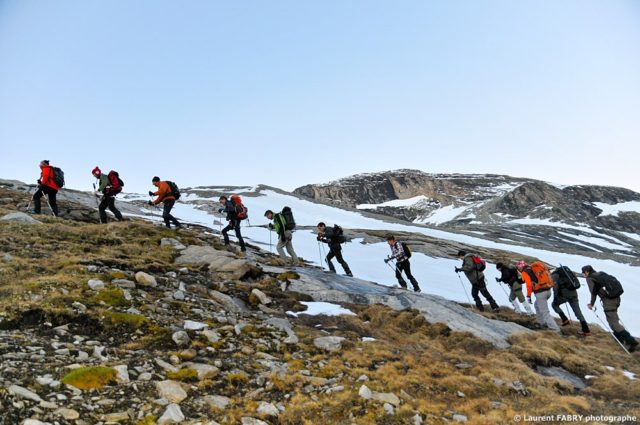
148, 177, 181, 229
32, 160, 59, 216
583, 265, 638, 352
455, 250, 498, 311
218, 195, 246, 252
92, 167, 123, 224
384, 235, 420, 292
317, 222, 352, 277
264, 209, 298, 265
517, 260, 560, 331
495, 262, 533, 315
551, 266, 591, 336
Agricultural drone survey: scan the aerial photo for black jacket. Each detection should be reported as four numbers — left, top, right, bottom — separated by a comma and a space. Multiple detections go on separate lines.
319, 226, 343, 247
497, 265, 522, 286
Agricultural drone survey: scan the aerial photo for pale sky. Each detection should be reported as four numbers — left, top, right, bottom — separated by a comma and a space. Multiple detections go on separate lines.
1, 1, 639, 194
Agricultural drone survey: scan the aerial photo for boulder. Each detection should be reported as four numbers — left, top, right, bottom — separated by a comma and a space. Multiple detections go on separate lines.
161, 238, 186, 250
158, 404, 185, 424
135, 272, 158, 287
156, 380, 188, 404
0, 212, 42, 225
313, 336, 345, 352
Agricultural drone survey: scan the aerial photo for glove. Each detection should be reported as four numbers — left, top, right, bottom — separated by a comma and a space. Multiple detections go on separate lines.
527, 297, 532, 304
148, 191, 154, 196
218, 208, 224, 213
455, 267, 462, 273
384, 258, 390, 263
94, 190, 102, 197
317, 235, 322, 241
495, 277, 500, 283
268, 223, 274, 230
147, 200, 153, 206
37, 179, 42, 185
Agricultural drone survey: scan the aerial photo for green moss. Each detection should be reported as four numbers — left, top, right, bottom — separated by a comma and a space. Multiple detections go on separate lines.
61, 366, 117, 390
103, 311, 148, 330
135, 415, 157, 425
109, 271, 127, 279
89, 288, 130, 307
166, 368, 199, 382
226, 371, 249, 387
277, 271, 300, 281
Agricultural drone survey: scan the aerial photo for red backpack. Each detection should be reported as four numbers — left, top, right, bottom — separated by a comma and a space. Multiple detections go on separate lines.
230, 194, 248, 220
107, 171, 124, 195
472, 255, 486, 271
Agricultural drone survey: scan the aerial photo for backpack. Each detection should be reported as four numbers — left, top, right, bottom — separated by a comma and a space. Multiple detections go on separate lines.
401, 242, 412, 258
52, 167, 65, 188
332, 225, 346, 243
166, 181, 181, 200
230, 194, 248, 220
555, 265, 580, 290
524, 261, 554, 292
281, 206, 296, 230
107, 170, 123, 195
595, 272, 624, 299
471, 255, 486, 272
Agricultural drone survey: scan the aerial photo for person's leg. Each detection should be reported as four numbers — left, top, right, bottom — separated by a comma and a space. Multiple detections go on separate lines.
551, 299, 569, 323
234, 221, 246, 251
401, 260, 420, 291
471, 285, 484, 311
98, 196, 109, 223
108, 196, 123, 220
325, 249, 337, 273
395, 262, 408, 288
568, 297, 586, 323
477, 278, 499, 310
46, 187, 58, 216
284, 231, 298, 265
333, 247, 352, 276
33, 188, 44, 214
276, 239, 287, 259
221, 222, 233, 245
602, 298, 625, 333
536, 291, 560, 331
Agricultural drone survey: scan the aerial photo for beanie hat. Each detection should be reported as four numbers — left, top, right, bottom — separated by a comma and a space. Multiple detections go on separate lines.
516, 260, 527, 270
92, 166, 101, 176
152, 176, 160, 183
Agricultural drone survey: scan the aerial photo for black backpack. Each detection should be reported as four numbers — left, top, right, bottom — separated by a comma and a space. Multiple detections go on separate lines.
281, 206, 296, 230
555, 265, 581, 290
333, 225, 346, 243
401, 242, 412, 258
166, 181, 181, 200
595, 272, 624, 299
52, 167, 65, 188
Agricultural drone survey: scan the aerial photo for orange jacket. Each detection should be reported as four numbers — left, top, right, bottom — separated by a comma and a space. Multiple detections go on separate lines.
152, 181, 175, 205
521, 271, 535, 297
40, 165, 59, 191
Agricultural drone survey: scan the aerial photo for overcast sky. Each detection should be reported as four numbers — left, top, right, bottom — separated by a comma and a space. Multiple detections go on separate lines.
1, 1, 639, 194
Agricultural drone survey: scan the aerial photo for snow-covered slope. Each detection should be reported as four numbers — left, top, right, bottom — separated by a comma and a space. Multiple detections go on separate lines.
125, 185, 640, 336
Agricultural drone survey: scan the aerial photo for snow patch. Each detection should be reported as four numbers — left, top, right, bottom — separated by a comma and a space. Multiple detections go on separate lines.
357, 195, 432, 210
287, 302, 356, 317
593, 201, 640, 217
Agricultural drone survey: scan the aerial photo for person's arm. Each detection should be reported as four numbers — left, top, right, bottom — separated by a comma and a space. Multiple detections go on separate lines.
587, 277, 598, 306
98, 175, 109, 192
152, 182, 169, 205
41, 167, 52, 186
521, 272, 533, 298
461, 256, 474, 273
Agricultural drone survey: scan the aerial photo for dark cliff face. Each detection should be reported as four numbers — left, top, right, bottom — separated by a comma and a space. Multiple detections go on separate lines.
293, 170, 640, 235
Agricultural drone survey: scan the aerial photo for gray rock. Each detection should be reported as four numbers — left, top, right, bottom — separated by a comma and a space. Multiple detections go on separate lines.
175, 245, 252, 279
383, 402, 395, 415
257, 401, 279, 417
182, 363, 219, 380
358, 385, 373, 400
8, 384, 42, 402
208, 290, 249, 314
201, 395, 232, 410
372, 391, 400, 406
135, 271, 158, 287
87, 279, 105, 290
113, 365, 130, 384
453, 414, 468, 422
23, 420, 48, 425
2, 253, 13, 262
156, 380, 188, 404
202, 330, 221, 343
251, 288, 271, 305
183, 320, 207, 331
536, 366, 587, 391
138, 372, 153, 381
172, 331, 190, 347
0, 212, 42, 225
413, 414, 424, 425
161, 238, 187, 250
158, 403, 185, 424
313, 336, 345, 352
265, 317, 299, 344
241, 419, 269, 425
112, 279, 136, 289
173, 290, 185, 300
54, 408, 80, 420
103, 412, 130, 422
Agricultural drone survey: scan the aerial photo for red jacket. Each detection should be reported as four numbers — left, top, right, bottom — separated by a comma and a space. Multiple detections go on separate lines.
40, 165, 59, 191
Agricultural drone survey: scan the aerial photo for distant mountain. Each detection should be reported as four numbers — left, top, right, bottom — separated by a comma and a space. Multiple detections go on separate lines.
294, 169, 640, 257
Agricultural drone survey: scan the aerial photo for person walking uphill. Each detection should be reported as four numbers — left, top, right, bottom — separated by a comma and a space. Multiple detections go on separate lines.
317, 223, 352, 277
517, 260, 560, 332
495, 262, 533, 315
92, 167, 123, 224
32, 160, 60, 216
385, 235, 420, 292
455, 251, 498, 311
218, 195, 246, 252
551, 266, 591, 336
265, 209, 298, 266
149, 177, 181, 229
583, 265, 638, 352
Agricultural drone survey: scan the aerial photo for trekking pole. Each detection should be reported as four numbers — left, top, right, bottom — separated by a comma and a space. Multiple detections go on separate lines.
269, 229, 273, 253
385, 259, 408, 288
592, 306, 631, 356
456, 272, 474, 308
318, 242, 324, 269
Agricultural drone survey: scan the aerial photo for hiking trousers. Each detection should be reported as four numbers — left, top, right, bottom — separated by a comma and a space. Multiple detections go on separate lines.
602, 297, 625, 333
395, 260, 420, 291
326, 244, 351, 275
162, 200, 181, 228
34, 186, 58, 216
509, 282, 526, 303
471, 278, 498, 310
99, 195, 123, 223
276, 230, 298, 265
552, 296, 586, 323
222, 219, 246, 251
534, 289, 560, 331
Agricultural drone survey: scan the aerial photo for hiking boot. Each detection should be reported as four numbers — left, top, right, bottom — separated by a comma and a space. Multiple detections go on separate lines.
578, 331, 591, 337
492, 306, 500, 312
345, 272, 353, 277
413, 288, 421, 293
561, 320, 571, 327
